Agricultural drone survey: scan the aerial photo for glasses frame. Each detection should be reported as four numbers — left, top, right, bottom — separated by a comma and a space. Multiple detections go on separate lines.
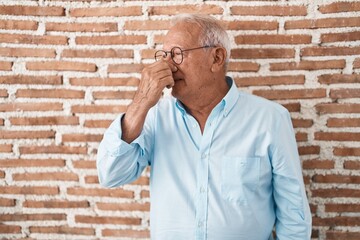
154, 45, 215, 65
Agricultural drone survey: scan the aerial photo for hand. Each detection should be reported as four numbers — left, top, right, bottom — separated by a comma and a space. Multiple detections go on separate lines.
133, 60, 177, 109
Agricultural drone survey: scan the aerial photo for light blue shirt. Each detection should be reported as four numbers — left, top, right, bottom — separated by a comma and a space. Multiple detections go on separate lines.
97, 77, 312, 240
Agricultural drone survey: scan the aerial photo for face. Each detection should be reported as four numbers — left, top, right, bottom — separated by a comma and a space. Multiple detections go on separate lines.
162, 22, 214, 103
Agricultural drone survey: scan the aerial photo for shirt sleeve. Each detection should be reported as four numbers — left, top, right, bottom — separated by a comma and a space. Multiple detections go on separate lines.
271, 110, 312, 239
96, 110, 155, 188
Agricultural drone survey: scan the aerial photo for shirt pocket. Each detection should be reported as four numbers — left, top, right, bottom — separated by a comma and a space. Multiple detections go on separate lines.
221, 156, 260, 205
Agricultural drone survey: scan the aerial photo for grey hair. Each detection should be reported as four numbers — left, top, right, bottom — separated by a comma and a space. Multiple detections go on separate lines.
171, 14, 231, 69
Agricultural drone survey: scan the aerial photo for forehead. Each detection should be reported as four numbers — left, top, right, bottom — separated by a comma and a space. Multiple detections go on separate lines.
163, 22, 201, 49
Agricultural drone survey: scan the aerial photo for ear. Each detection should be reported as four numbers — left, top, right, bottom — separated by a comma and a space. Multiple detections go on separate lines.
210, 47, 227, 72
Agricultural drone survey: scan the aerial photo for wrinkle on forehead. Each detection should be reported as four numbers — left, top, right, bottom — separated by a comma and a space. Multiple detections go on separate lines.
163, 22, 202, 50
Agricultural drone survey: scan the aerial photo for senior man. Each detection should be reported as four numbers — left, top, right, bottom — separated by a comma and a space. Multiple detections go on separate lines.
97, 14, 312, 240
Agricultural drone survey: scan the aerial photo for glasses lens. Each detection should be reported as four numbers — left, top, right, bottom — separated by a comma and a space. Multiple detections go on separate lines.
155, 50, 167, 62
171, 47, 183, 64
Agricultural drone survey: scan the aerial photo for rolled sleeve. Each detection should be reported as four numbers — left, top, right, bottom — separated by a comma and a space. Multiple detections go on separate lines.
97, 113, 151, 188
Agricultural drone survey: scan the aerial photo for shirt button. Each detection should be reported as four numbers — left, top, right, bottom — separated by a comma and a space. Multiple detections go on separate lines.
201, 153, 208, 159
200, 187, 205, 193
198, 221, 203, 228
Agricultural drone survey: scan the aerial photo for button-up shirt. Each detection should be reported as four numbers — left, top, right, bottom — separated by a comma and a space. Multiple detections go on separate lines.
97, 77, 312, 240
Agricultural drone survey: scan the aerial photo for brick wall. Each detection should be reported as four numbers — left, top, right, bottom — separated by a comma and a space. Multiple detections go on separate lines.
0, 0, 359, 239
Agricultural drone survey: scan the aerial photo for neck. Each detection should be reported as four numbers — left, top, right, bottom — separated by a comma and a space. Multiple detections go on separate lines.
181, 77, 229, 133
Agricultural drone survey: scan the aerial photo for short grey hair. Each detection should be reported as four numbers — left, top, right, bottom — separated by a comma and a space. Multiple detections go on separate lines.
171, 14, 231, 68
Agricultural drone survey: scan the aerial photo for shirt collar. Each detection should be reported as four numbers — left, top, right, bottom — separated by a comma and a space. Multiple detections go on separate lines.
175, 76, 239, 117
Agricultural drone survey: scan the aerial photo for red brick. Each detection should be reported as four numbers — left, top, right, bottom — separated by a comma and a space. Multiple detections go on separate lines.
315, 132, 360, 141
108, 63, 144, 73
29, 226, 95, 235
0, 103, 63, 112
0, 170, 5, 178
69, 77, 139, 86
71, 105, 127, 114
327, 118, 360, 128
102, 229, 150, 238
0, 225, 21, 234
26, 61, 97, 72
62, 134, 102, 142
354, 58, 360, 69
312, 188, 360, 198
231, 48, 295, 59
330, 89, 360, 99
97, 202, 150, 211
0, 20, 38, 30
148, 5, 223, 15
0, 214, 66, 221
285, 17, 360, 29
0, 159, 65, 168
302, 159, 334, 169
316, 103, 360, 114
312, 174, 360, 184
0, 33, 68, 45
326, 204, 360, 212
0, 130, 55, 139
16, 89, 84, 99
224, 21, 278, 30
344, 160, 360, 170
302, 47, 360, 56
93, 90, 135, 100
231, 5, 307, 16
67, 187, 134, 198
0, 75, 61, 85
0, 197, 16, 207
270, 60, 345, 71
0, 61, 12, 70
70, 6, 142, 17
295, 132, 307, 142
72, 160, 96, 169
319, 2, 360, 14
76, 215, 141, 225
235, 34, 311, 45
334, 147, 360, 156
0, 144, 12, 153
298, 146, 320, 155
13, 172, 79, 182
0, 47, 55, 58
321, 31, 360, 43
227, 62, 260, 72
62, 49, 133, 59
327, 231, 360, 240
84, 175, 99, 184
141, 190, 149, 198
19, 145, 87, 155
254, 89, 326, 100
283, 103, 301, 112
0, 89, 8, 97
0, 186, 59, 195
11, 116, 79, 126
24, 200, 89, 208
0, 5, 64, 16
124, 20, 171, 30
292, 118, 313, 128
46, 22, 117, 32
76, 35, 146, 45
313, 216, 360, 227
84, 120, 112, 128
318, 74, 360, 84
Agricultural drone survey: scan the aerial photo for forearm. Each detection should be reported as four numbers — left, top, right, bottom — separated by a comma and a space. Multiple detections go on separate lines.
121, 102, 150, 144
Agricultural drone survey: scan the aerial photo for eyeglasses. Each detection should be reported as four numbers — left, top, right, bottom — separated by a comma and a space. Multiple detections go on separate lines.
154, 45, 215, 65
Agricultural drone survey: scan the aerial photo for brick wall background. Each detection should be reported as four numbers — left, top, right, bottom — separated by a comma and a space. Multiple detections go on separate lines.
0, 0, 359, 239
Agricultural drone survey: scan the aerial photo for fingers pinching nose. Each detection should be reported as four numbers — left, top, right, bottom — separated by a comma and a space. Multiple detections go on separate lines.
172, 66, 178, 73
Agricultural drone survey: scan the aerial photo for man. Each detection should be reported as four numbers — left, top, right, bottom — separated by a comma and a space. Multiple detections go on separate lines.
97, 14, 312, 240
